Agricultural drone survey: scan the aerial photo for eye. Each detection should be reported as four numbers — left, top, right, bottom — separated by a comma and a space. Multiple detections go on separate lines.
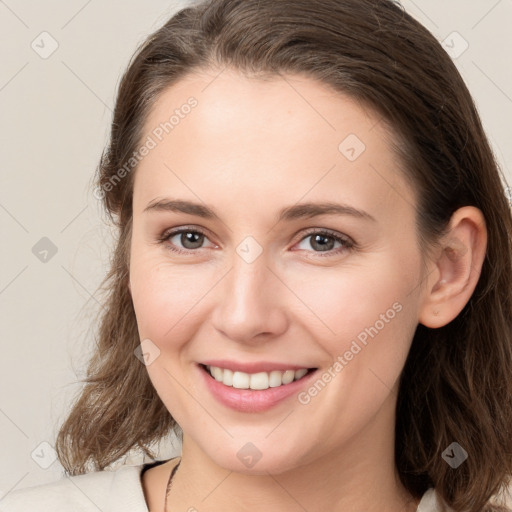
157, 226, 355, 257
293, 229, 354, 257
158, 227, 216, 254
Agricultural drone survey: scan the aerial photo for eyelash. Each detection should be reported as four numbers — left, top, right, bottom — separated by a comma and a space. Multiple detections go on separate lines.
157, 226, 355, 257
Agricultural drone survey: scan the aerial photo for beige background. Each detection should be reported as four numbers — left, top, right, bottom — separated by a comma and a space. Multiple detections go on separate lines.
1, 0, 511, 497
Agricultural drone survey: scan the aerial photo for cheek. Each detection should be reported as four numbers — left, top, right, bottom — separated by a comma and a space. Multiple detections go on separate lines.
129, 257, 215, 411
130, 253, 217, 344
327, 260, 420, 399
294, 258, 421, 417
290, 265, 420, 432
283, 252, 419, 349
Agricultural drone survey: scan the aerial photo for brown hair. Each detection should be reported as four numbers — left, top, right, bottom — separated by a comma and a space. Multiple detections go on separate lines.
55, 1, 512, 510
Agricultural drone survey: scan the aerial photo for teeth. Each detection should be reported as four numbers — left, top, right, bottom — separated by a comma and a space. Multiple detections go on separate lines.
269, 371, 283, 388
245, 371, 266, 390
232, 371, 250, 389
211, 366, 223, 381
223, 368, 233, 386
205, 365, 310, 390
282, 370, 295, 385
295, 368, 308, 379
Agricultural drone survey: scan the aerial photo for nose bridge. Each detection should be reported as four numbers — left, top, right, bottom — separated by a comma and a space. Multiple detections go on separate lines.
211, 244, 288, 342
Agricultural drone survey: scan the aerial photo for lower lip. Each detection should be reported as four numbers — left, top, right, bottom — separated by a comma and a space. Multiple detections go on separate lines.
197, 364, 318, 413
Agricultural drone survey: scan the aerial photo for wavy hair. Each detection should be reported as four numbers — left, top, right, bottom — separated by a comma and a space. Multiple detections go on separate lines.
55, 1, 512, 510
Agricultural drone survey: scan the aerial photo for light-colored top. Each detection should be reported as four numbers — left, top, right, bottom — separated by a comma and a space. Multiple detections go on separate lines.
0, 463, 446, 512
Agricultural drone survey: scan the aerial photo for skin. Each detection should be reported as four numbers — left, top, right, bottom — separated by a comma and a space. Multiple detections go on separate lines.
129, 68, 487, 512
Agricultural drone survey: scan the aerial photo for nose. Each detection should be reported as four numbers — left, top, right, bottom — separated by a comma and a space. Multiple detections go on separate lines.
211, 249, 289, 344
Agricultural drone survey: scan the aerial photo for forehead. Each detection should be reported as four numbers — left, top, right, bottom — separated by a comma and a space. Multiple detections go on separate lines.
143, 68, 382, 152
133, 68, 416, 224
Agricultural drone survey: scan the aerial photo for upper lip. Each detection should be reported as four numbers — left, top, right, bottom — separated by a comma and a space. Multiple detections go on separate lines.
200, 360, 316, 373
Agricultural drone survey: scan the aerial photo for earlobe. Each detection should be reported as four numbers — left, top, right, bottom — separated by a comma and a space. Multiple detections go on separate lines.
418, 206, 487, 329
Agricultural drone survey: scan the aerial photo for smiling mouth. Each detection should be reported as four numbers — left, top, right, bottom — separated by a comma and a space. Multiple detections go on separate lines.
199, 364, 317, 391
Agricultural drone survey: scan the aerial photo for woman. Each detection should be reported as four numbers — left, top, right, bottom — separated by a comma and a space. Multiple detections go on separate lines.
2, 0, 511, 511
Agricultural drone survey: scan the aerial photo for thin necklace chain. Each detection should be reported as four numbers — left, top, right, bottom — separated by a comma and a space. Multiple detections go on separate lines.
164, 458, 181, 512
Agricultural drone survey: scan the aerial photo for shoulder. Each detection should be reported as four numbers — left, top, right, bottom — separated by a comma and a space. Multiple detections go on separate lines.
416, 488, 459, 512
0, 464, 147, 512
417, 483, 512, 511
417, 488, 444, 512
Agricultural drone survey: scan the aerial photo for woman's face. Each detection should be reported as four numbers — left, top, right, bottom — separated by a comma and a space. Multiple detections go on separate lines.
129, 69, 429, 474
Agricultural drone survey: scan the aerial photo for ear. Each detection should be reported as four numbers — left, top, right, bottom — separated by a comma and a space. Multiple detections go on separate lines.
418, 206, 487, 328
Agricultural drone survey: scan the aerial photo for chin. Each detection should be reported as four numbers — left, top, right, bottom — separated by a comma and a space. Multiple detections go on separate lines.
206, 443, 307, 476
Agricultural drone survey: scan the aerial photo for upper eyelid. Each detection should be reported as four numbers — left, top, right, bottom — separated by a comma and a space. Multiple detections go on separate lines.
161, 226, 212, 242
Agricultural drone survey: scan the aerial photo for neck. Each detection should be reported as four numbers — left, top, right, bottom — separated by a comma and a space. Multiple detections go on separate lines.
166, 395, 419, 512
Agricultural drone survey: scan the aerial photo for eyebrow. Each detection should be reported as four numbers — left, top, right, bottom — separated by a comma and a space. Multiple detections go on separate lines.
143, 198, 376, 223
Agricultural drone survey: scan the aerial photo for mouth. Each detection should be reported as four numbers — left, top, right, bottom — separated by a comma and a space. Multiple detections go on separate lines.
199, 363, 317, 391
